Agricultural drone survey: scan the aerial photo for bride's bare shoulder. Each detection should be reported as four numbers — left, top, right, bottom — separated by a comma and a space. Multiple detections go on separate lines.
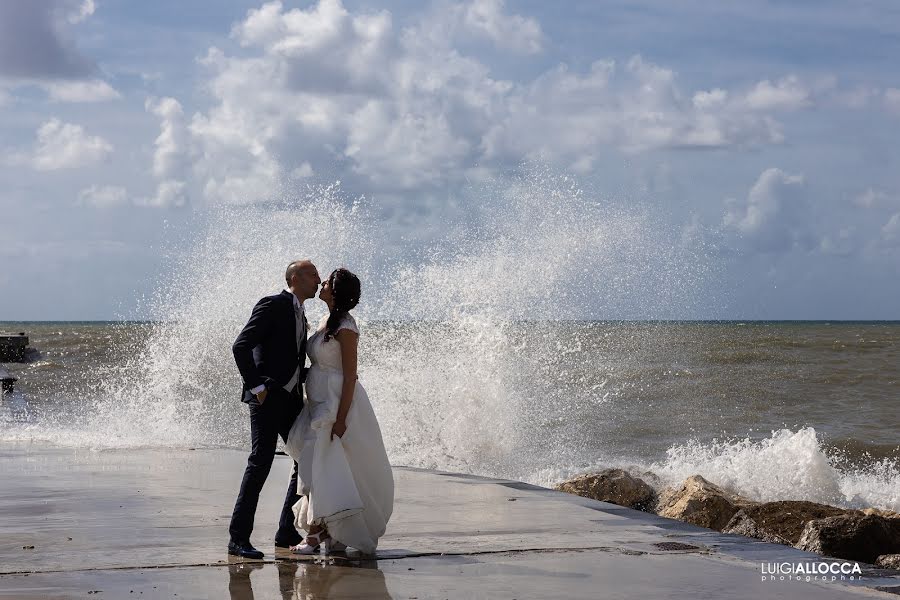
340, 313, 360, 334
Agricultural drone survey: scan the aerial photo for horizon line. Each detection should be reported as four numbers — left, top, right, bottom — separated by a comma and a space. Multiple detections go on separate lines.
3, 319, 900, 325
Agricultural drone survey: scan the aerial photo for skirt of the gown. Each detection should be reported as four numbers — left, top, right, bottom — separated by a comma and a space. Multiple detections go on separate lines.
284, 366, 394, 555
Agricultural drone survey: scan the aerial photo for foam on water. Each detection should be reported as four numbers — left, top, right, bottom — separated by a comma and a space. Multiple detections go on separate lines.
646, 427, 900, 512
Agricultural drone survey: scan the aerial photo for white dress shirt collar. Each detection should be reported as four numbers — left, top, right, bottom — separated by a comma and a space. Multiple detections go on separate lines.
285, 289, 304, 312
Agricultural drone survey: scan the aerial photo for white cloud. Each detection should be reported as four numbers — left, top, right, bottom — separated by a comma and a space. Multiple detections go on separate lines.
345, 101, 471, 187
231, 0, 395, 94
723, 168, 811, 252
414, 0, 543, 56
77, 184, 128, 208
184, 0, 797, 203
43, 79, 120, 102
67, 0, 96, 24
146, 97, 188, 179
483, 56, 784, 163
744, 75, 811, 110
191, 0, 405, 202
289, 162, 314, 179
192, 0, 508, 200
138, 180, 188, 208
693, 88, 727, 110
457, 0, 543, 54
29, 118, 112, 170
144, 96, 189, 207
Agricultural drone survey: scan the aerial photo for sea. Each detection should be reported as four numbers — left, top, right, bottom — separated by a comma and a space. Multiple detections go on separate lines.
1, 175, 898, 512
2, 320, 897, 513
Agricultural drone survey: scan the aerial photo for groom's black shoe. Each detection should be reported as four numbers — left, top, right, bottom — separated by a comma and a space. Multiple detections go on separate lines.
274, 535, 303, 549
228, 540, 264, 559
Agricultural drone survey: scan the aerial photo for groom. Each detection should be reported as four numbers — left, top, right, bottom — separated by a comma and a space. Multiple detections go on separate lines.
228, 259, 321, 559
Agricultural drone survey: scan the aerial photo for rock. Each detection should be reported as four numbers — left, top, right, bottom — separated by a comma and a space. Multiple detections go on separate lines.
554, 468, 657, 511
723, 501, 851, 546
877, 554, 900, 570
796, 513, 900, 564
656, 475, 756, 531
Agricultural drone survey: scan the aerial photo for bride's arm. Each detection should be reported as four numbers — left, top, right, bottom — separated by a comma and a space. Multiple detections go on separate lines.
331, 328, 359, 439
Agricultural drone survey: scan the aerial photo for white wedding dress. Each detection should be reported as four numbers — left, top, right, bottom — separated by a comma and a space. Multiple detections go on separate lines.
284, 314, 394, 555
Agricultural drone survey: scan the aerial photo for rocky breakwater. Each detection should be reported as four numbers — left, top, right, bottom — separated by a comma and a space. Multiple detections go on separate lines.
554, 470, 900, 569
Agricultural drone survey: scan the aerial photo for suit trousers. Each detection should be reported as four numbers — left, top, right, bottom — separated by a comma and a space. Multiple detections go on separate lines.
229, 385, 303, 544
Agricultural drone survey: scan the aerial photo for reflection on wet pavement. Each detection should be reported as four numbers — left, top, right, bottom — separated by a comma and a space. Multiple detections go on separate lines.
227, 559, 391, 600
2, 446, 898, 599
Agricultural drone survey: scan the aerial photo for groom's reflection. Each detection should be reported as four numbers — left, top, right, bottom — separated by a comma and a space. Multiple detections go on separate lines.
227, 559, 298, 600
227, 560, 263, 600
226, 558, 392, 600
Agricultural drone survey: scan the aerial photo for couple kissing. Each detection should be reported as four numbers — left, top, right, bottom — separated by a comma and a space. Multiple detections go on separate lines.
227, 260, 393, 559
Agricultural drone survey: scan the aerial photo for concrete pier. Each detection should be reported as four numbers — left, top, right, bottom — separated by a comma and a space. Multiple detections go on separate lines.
1, 444, 898, 598
0, 333, 28, 362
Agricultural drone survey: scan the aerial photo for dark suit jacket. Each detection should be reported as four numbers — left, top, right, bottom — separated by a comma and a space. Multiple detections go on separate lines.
233, 290, 308, 403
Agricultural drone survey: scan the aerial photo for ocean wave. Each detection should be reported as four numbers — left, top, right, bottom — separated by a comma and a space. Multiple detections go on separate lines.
645, 427, 900, 512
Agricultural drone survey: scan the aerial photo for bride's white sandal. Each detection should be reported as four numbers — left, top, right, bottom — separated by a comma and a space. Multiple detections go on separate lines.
289, 532, 326, 555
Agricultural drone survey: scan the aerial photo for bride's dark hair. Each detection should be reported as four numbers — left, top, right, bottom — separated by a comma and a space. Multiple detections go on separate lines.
324, 268, 361, 342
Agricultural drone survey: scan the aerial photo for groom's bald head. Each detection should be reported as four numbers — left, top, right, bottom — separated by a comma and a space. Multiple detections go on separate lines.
286, 260, 321, 300
286, 260, 311, 284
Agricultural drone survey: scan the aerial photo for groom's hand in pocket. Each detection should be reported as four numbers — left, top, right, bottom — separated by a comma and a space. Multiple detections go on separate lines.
255, 388, 268, 405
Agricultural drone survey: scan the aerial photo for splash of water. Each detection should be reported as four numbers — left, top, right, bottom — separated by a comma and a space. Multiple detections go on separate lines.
647, 427, 900, 512
9, 168, 706, 452
357, 167, 713, 477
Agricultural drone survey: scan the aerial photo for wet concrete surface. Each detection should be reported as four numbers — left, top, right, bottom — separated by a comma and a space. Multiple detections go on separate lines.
1, 444, 899, 599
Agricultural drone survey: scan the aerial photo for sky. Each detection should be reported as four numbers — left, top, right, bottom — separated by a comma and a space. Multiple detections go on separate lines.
1, 0, 899, 320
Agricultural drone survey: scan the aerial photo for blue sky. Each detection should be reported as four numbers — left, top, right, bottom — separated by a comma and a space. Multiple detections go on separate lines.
1, 0, 899, 320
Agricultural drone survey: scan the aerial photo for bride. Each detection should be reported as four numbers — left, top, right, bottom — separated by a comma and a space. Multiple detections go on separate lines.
284, 268, 394, 555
